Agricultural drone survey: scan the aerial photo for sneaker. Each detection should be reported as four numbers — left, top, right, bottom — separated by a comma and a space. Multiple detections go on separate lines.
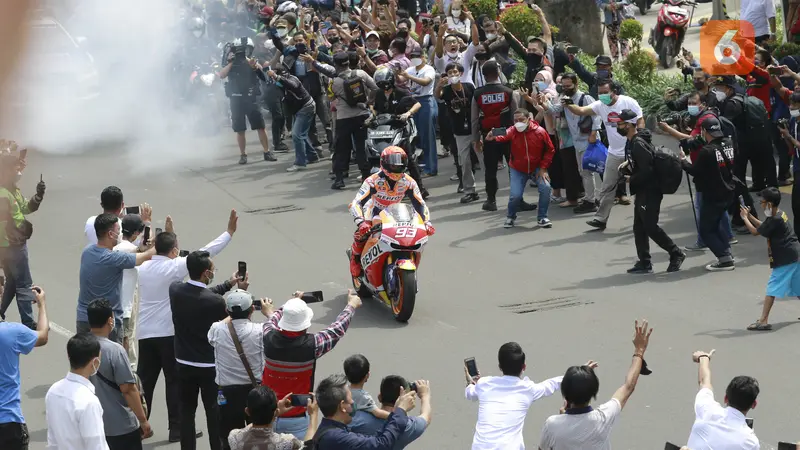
519, 201, 538, 212
729, 238, 739, 245
627, 261, 653, 274
482, 200, 497, 211
705, 261, 735, 272
573, 201, 598, 214
330, 172, 350, 180
263, 152, 277, 162
667, 251, 686, 273
238, 154, 247, 165
683, 243, 707, 252
503, 217, 515, 228
529, 180, 538, 188
449, 174, 460, 181
497, 163, 506, 170
286, 165, 307, 172
274, 142, 290, 153
460, 193, 480, 203
457, 182, 464, 193
586, 219, 607, 230
551, 195, 566, 204
331, 180, 346, 190
537, 218, 553, 228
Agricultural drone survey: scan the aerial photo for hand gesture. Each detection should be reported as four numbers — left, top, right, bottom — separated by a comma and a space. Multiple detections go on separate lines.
584, 360, 599, 369
464, 10, 474, 21
692, 349, 715, 363
227, 209, 238, 235
394, 387, 417, 411
31, 286, 45, 305
632, 319, 653, 354
165, 215, 174, 233
414, 380, 430, 398
464, 366, 480, 384
140, 203, 152, 222
260, 298, 274, 316
277, 393, 294, 416
232, 271, 249, 290
739, 204, 750, 219
356, 45, 366, 57
347, 289, 363, 309
519, 87, 533, 104
438, 22, 448, 38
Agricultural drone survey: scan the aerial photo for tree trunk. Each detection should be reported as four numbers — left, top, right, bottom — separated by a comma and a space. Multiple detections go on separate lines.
537, 0, 604, 56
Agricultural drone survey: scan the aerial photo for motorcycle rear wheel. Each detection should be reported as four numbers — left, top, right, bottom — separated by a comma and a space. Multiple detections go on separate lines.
659, 37, 675, 69
391, 270, 417, 322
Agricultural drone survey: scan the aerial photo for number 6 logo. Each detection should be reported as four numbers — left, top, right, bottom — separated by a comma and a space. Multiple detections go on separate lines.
395, 227, 416, 238
700, 20, 755, 76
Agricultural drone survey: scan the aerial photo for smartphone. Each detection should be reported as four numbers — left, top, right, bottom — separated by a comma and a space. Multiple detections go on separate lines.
769, 66, 783, 75
253, 300, 262, 310
464, 357, 479, 378
19, 148, 27, 160
491, 127, 506, 137
567, 45, 580, 54
301, 291, 324, 303
155, 227, 163, 236
126, 205, 140, 215
778, 443, 799, 450
179, 250, 190, 257
664, 443, 681, 450
290, 394, 313, 407
739, 195, 746, 208
310, 39, 316, 51
238, 261, 247, 280
746, 418, 754, 429
142, 226, 150, 244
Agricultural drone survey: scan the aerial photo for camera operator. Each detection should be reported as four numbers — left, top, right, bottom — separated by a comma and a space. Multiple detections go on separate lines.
616, 109, 684, 274
665, 68, 716, 112
679, 117, 738, 272
219, 37, 277, 165
350, 377, 431, 449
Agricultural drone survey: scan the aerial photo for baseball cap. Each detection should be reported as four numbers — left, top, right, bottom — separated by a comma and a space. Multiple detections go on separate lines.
594, 55, 612, 66
333, 51, 350, 65
365, 30, 380, 40
711, 75, 736, 88
225, 289, 254, 311
277, 298, 313, 332
700, 116, 725, 138
618, 109, 639, 124
121, 214, 144, 235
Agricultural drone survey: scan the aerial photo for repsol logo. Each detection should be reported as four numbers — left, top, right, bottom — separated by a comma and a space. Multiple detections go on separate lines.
361, 245, 382, 267
481, 93, 506, 104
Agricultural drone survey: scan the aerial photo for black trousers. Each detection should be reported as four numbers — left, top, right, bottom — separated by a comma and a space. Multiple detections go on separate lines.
633, 190, 679, 263
560, 146, 584, 202
770, 121, 791, 180
729, 182, 759, 227
0, 422, 29, 450
261, 84, 285, 147
736, 131, 778, 190
309, 94, 332, 148
793, 175, 800, 238
177, 364, 222, 450
482, 140, 511, 201
333, 115, 370, 180
106, 429, 143, 450
549, 134, 565, 190
219, 384, 254, 450
137, 337, 180, 431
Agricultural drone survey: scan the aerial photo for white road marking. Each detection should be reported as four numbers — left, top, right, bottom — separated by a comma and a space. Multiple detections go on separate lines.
50, 322, 74, 338
436, 320, 457, 330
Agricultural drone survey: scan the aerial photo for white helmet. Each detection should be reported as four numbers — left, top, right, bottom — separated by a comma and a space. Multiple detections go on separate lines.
232, 36, 255, 49
276, 1, 298, 14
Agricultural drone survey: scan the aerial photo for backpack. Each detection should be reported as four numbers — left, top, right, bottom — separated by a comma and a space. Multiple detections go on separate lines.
636, 137, 683, 194
577, 94, 593, 134
704, 110, 739, 152
732, 94, 768, 129
338, 70, 368, 107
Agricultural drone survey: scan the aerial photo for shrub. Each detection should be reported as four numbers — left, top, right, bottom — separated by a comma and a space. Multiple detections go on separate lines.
773, 42, 800, 60
614, 65, 691, 116
499, 4, 541, 42
621, 49, 657, 84
465, 0, 499, 20
619, 18, 643, 47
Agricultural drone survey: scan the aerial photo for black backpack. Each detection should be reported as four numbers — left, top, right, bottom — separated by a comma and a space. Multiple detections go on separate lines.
704, 110, 739, 152
732, 94, 768, 129
636, 137, 683, 194
339, 70, 368, 107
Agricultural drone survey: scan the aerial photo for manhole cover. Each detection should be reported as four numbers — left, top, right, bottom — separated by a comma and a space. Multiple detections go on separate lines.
499, 296, 592, 314
244, 205, 304, 215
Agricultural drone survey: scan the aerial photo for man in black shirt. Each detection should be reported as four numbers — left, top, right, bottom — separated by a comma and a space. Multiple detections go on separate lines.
266, 66, 320, 171
169, 251, 244, 450
437, 62, 479, 204
740, 187, 800, 330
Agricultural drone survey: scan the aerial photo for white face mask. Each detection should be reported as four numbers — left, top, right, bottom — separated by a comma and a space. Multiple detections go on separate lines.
485, 33, 497, 40
764, 205, 774, 217
514, 121, 528, 131
449, 76, 460, 84
276, 28, 288, 38
410, 58, 423, 67
451, 9, 461, 17
192, 30, 203, 38
446, 50, 459, 58
791, 109, 800, 118
714, 90, 727, 102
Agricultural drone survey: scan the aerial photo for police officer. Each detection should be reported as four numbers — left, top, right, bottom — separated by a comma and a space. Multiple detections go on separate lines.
219, 37, 277, 165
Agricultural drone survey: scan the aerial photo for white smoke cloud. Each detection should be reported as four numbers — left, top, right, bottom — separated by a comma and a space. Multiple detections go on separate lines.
4, 0, 230, 172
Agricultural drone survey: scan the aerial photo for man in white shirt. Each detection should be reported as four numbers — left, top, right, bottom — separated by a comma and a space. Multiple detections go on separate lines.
113, 214, 148, 368
686, 349, 760, 450
136, 210, 237, 443
539, 319, 652, 450
401, 49, 438, 176
464, 342, 563, 450
565, 79, 643, 230
85, 186, 150, 246
46, 333, 108, 450
741, 0, 776, 44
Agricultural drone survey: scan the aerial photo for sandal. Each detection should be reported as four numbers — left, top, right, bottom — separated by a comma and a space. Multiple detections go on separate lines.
559, 201, 578, 208
746, 321, 772, 331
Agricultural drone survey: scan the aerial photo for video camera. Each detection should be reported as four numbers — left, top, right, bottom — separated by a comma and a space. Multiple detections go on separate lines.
223, 37, 254, 64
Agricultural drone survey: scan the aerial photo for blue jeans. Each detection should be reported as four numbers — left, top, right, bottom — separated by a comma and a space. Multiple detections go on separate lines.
694, 192, 733, 247
415, 96, 438, 174
292, 103, 318, 167
508, 167, 551, 220
274, 415, 309, 440
0, 244, 35, 327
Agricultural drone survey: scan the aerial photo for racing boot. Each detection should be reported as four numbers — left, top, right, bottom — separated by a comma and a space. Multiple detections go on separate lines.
350, 250, 363, 277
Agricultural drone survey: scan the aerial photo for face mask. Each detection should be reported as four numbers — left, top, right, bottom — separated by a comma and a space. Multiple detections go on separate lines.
563, 88, 575, 96
525, 53, 542, 67
91, 358, 100, 377
536, 81, 548, 91
15, 171, 22, 183
555, 85, 562, 94
514, 121, 528, 131
206, 270, 215, 285
485, 33, 497, 40
452, 9, 461, 17
596, 69, 610, 79
616, 125, 629, 136
449, 76, 460, 84
475, 53, 488, 61
693, 80, 706, 90
348, 403, 357, 417
410, 58, 423, 66
792, 109, 800, 118
598, 93, 612, 105
446, 50, 459, 58
193, 30, 203, 38
366, 47, 378, 54
328, 36, 340, 44
396, 30, 409, 39
276, 28, 288, 38
687, 105, 700, 116
714, 90, 727, 102
764, 206, 774, 217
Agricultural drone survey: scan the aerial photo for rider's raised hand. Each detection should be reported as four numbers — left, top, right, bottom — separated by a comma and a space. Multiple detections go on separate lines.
424, 222, 436, 236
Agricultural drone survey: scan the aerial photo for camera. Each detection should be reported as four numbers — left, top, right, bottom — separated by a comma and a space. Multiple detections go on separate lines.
778, 118, 789, 129
409, 382, 418, 392
560, 95, 574, 105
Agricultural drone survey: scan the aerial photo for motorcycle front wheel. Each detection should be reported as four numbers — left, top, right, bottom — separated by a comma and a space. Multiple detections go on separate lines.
391, 270, 417, 322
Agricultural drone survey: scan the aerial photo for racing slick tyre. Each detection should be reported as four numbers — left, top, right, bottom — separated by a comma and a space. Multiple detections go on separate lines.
392, 270, 417, 322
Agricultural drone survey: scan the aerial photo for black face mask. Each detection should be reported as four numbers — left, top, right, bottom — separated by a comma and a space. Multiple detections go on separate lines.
525, 53, 542, 68
616, 125, 630, 136
562, 87, 575, 96
555, 85, 562, 94
693, 80, 706, 90
328, 36, 340, 44
396, 30, 409, 39
475, 53, 488, 61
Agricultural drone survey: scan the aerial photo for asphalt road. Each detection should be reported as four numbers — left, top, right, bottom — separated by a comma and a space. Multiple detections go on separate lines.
7, 122, 799, 450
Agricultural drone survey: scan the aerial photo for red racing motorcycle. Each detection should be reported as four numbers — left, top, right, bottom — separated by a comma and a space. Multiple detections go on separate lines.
346, 203, 429, 322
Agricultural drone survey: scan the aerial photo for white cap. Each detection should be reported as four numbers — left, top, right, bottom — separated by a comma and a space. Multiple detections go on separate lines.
225, 289, 254, 311
277, 298, 313, 332
366, 30, 380, 40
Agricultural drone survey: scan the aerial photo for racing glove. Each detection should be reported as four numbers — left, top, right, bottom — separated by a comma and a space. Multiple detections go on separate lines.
424, 222, 436, 236
357, 220, 372, 237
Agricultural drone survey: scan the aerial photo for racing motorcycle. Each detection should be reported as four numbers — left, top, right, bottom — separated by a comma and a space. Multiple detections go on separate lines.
346, 203, 430, 322
188, 60, 229, 132
365, 113, 420, 174
648, 0, 696, 69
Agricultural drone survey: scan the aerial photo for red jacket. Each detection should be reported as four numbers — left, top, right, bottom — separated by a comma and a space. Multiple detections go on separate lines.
494, 120, 555, 174
746, 66, 772, 116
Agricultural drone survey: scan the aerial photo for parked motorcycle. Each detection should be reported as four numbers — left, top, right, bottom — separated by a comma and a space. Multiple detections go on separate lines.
365, 112, 421, 174
346, 203, 430, 322
648, 0, 696, 69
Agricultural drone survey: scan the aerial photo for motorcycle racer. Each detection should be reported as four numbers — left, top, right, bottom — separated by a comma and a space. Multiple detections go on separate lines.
349, 147, 435, 277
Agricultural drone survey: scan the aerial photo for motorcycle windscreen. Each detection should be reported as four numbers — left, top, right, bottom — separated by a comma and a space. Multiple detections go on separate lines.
382, 203, 414, 223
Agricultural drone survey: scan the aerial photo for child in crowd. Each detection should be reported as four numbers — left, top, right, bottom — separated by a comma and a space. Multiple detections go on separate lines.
343, 354, 390, 419
740, 187, 800, 331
